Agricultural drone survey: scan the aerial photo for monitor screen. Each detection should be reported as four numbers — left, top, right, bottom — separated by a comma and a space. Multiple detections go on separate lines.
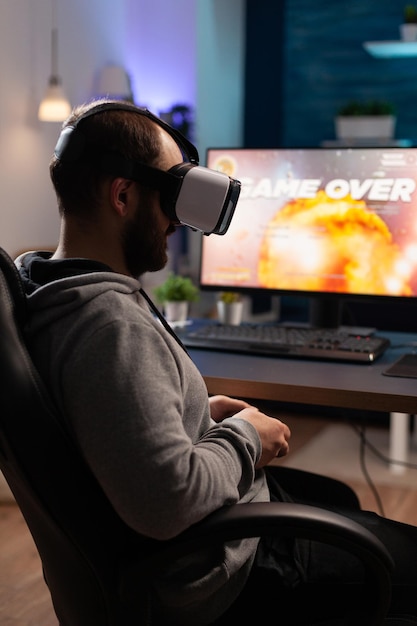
200, 146, 417, 326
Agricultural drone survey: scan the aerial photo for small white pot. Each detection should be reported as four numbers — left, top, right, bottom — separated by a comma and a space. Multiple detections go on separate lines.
400, 23, 417, 41
335, 115, 396, 140
164, 301, 189, 323
217, 301, 243, 325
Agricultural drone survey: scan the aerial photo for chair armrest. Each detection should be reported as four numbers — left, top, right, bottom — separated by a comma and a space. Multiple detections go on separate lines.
126, 502, 393, 625
148, 501, 393, 571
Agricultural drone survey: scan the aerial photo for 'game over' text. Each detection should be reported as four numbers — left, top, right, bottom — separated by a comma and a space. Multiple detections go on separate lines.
240, 177, 416, 202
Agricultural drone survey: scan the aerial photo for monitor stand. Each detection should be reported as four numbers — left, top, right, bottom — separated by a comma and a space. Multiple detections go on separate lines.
309, 297, 342, 329
308, 296, 376, 336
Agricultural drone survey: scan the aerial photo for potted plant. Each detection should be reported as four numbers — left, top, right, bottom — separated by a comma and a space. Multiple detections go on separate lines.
401, 5, 417, 41
154, 272, 199, 323
335, 100, 396, 140
216, 291, 243, 326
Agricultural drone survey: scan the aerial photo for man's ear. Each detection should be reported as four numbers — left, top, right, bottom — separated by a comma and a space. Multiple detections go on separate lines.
110, 178, 136, 217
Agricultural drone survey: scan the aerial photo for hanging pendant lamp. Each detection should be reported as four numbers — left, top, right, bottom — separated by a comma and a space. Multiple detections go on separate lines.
38, 0, 71, 122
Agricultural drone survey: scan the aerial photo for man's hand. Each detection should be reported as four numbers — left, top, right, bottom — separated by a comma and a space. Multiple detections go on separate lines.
209, 395, 291, 468
209, 395, 252, 422
236, 407, 291, 467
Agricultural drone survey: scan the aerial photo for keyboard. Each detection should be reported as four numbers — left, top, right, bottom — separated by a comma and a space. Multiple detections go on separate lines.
180, 323, 391, 363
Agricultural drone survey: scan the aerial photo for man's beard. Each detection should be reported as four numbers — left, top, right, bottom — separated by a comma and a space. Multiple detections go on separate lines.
121, 202, 174, 277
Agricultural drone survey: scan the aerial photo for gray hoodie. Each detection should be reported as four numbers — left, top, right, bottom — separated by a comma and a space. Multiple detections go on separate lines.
18, 252, 270, 624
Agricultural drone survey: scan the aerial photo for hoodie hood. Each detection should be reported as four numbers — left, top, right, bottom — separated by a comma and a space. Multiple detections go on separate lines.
17, 251, 146, 336
17, 251, 115, 293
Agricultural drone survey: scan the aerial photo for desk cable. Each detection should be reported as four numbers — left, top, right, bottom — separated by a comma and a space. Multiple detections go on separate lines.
351, 421, 417, 517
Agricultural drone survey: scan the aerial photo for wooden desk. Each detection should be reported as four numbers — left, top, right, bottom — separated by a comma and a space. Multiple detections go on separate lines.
188, 331, 417, 474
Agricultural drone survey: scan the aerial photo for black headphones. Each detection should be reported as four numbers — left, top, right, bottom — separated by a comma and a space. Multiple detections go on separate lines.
53, 100, 241, 236
54, 100, 199, 164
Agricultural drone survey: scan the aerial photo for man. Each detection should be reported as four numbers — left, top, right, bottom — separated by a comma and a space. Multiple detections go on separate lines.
18, 99, 417, 624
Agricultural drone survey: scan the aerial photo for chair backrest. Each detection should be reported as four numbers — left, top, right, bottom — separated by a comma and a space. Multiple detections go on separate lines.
0, 246, 151, 626
0, 245, 409, 626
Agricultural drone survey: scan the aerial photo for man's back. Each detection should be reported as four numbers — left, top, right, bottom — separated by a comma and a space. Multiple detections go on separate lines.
17, 251, 268, 624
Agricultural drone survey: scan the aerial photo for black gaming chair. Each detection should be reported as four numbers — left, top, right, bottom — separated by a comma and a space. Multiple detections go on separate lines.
0, 244, 399, 625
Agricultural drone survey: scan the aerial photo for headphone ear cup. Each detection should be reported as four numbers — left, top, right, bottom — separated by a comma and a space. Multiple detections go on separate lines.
54, 126, 86, 162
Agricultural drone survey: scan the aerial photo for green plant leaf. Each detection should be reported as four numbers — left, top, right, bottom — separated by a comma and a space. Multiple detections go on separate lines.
337, 100, 395, 116
218, 291, 241, 303
153, 272, 199, 303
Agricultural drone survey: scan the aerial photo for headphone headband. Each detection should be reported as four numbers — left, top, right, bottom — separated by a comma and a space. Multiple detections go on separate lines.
54, 100, 199, 165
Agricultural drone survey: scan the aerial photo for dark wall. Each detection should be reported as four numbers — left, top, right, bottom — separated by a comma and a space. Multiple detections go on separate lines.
244, 0, 417, 148
244, 0, 286, 146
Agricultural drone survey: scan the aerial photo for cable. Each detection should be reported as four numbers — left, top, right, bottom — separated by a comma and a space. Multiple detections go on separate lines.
352, 421, 417, 470
355, 424, 385, 516
350, 420, 417, 516
139, 287, 191, 356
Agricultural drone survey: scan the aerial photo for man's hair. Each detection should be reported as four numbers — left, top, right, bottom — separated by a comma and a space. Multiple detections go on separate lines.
50, 99, 162, 217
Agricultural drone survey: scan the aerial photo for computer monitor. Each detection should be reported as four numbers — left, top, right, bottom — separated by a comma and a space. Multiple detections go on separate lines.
200, 146, 417, 328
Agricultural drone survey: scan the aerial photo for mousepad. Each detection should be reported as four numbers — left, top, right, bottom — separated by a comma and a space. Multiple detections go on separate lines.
383, 353, 417, 378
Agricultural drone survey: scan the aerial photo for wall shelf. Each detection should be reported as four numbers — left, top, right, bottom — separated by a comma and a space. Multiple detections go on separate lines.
363, 41, 417, 58
321, 139, 412, 148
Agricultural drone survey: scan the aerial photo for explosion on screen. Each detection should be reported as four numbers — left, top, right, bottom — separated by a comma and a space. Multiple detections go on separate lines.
258, 191, 413, 296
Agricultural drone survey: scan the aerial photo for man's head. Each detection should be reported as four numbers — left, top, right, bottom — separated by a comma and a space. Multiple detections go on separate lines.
50, 99, 240, 276
52, 99, 240, 236
50, 99, 188, 218
49, 100, 185, 275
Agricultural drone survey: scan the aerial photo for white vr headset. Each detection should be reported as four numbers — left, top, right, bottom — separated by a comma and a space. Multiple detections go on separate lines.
53, 102, 241, 236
